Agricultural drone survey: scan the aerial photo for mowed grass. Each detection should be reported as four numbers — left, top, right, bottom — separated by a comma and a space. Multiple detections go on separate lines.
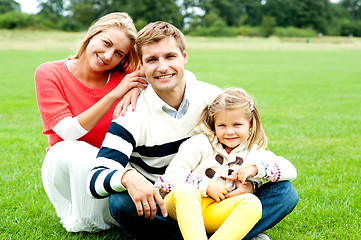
1, 30, 360, 239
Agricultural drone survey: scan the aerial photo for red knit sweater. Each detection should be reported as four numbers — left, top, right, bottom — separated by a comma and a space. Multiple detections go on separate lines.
35, 59, 125, 150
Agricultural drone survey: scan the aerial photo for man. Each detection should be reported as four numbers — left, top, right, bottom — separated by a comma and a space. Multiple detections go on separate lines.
87, 21, 298, 240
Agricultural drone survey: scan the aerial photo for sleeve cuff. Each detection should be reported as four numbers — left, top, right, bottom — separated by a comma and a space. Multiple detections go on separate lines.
254, 162, 266, 179
110, 169, 127, 192
198, 178, 211, 197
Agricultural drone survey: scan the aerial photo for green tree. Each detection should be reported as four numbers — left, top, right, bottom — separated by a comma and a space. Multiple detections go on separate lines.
80, 0, 183, 29
293, 0, 327, 32
38, 0, 64, 16
0, 0, 20, 14
341, 0, 361, 21
37, 0, 66, 29
199, 0, 262, 26
262, 0, 295, 27
134, 0, 182, 28
0, 10, 28, 28
261, 15, 276, 37
72, 3, 96, 29
179, 0, 200, 28
202, 11, 221, 27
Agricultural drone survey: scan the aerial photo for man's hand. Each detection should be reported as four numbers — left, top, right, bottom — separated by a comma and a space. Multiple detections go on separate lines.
121, 170, 167, 219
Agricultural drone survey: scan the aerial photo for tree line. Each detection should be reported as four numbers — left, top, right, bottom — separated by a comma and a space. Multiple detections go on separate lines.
1, 0, 361, 37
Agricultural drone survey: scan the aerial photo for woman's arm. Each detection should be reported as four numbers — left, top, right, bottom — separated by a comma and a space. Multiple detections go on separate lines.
49, 70, 147, 140
77, 70, 147, 131
52, 116, 88, 140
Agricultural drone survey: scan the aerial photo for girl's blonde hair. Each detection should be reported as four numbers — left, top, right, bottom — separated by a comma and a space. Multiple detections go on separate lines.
73, 12, 139, 73
198, 88, 267, 149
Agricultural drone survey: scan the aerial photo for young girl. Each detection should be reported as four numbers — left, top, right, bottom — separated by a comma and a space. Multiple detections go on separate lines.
155, 88, 297, 240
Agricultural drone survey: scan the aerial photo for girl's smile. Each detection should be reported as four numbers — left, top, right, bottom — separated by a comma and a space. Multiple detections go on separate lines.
214, 109, 251, 153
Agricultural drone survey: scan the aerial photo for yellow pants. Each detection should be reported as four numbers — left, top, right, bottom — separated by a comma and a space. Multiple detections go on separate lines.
164, 185, 262, 240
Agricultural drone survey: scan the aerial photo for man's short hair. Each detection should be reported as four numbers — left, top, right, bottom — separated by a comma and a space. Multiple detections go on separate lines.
135, 21, 186, 62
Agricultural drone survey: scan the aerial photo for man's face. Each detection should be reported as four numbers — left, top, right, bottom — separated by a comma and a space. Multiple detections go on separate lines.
140, 36, 188, 96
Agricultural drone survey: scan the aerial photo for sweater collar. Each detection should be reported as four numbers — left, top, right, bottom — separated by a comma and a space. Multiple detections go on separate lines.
145, 75, 192, 114
207, 131, 249, 156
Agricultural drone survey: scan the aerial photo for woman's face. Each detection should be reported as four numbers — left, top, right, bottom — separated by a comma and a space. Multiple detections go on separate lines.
85, 26, 132, 72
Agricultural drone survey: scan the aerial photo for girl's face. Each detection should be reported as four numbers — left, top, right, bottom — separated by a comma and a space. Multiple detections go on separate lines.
85, 26, 132, 72
214, 109, 251, 153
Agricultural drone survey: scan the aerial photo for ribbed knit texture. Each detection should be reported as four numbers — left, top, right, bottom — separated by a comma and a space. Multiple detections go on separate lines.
35, 59, 125, 149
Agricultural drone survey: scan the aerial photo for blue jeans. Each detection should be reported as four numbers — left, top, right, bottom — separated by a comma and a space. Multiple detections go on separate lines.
109, 181, 299, 240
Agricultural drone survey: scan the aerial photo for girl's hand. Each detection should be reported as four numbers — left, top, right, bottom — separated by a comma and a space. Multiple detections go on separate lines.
206, 181, 231, 202
225, 180, 253, 198
228, 165, 258, 184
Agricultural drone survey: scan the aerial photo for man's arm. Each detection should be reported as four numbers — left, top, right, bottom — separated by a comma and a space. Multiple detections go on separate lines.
121, 170, 167, 219
87, 121, 135, 198
87, 120, 167, 219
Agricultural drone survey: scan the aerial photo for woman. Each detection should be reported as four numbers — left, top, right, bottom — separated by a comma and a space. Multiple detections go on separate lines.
35, 12, 147, 232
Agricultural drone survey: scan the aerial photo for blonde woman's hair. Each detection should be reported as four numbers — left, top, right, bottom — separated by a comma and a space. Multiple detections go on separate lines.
198, 88, 267, 149
135, 21, 186, 62
73, 12, 138, 73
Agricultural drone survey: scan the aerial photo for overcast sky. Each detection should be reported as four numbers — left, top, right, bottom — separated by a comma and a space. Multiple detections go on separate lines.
16, 0, 39, 14
17, 0, 342, 15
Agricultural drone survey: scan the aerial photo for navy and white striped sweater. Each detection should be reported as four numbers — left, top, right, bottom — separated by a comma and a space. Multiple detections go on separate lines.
87, 76, 221, 199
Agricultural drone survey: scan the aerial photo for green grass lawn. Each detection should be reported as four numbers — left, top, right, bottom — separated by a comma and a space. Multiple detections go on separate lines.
1, 31, 360, 239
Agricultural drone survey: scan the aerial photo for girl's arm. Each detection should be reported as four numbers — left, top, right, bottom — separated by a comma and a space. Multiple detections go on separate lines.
162, 135, 212, 196
252, 148, 297, 182
228, 146, 297, 184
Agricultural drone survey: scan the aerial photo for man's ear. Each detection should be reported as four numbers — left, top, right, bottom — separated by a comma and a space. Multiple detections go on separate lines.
183, 49, 188, 65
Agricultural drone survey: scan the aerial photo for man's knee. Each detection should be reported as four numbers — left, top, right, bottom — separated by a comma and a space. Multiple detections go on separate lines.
109, 192, 136, 221
279, 181, 299, 210
257, 181, 299, 212
274, 181, 299, 212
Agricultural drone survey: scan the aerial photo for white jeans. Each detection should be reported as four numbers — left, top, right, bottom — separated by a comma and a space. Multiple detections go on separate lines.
42, 140, 118, 232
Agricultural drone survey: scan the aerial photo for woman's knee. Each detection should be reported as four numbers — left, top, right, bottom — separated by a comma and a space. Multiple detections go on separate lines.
44, 141, 98, 172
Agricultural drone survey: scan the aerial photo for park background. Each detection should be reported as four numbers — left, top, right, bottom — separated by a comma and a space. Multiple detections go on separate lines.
1, 0, 361, 239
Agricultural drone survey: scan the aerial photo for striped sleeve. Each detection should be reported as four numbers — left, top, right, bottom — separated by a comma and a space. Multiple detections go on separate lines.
87, 121, 136, 199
